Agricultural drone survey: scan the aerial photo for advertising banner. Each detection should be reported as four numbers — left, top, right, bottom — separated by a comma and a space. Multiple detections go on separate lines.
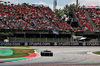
0, 42, 100, 46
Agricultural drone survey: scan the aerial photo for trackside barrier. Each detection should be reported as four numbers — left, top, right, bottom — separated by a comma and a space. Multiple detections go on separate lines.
0, 42, 100, 46
0, 42, 24, 46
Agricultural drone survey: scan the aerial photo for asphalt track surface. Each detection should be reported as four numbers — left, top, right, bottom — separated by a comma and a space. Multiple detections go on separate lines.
0, 46, 100, 66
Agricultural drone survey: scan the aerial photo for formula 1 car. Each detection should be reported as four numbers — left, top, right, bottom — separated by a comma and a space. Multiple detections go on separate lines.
41, 50, 53, 56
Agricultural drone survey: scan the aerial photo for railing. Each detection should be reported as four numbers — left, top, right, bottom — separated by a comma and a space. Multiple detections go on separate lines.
8, 37, 71, 42
0, 29, 72, 34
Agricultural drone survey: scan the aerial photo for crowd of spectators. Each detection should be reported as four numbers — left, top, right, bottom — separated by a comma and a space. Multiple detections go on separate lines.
0, 23, 6, 29
74, 8, 94, 31
0, 4, 73, 31
39, 7, 72, 31
0, 5, 55, 30
88, 8, 100, 31
0, 5, 32, 30
1, 4, 100, 32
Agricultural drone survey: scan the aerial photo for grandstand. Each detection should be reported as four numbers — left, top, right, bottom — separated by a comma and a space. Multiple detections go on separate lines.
71, 7, 100, 42
0, 4, 72, 30
0, 4, 72, 42
0, 3, 100, 42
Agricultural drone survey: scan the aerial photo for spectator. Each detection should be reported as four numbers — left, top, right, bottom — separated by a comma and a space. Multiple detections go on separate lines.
74, 8, 94, 31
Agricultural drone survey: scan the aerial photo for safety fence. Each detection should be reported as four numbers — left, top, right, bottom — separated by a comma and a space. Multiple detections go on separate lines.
8, 37, 71, 42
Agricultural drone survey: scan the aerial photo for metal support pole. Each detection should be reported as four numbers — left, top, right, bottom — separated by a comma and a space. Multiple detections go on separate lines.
46, 38, 47, 42
53, 0, 57, 11
76, 0, 78, 5
24, 33, 26, 42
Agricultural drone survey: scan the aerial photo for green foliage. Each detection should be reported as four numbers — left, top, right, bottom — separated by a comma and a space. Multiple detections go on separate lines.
0, 0, 3, 4
54, 9, 64, 18
64, 3, 86, 16
21, 3, 31, 7
54, 3, 86, 18
63, 3, 80, 17
17, 3, 21, 6
81, 5, 86, 8
0, 0, 3, 3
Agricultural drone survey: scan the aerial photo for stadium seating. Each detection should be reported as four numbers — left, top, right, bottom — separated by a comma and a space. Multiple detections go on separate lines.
88, 8, 100, 31
74, 8, 94, 31
0, 5, 72, 31
0, 5, 56, 30
0, 5, 33, 30
39, 7, 72, 31
2, 4, 100, 32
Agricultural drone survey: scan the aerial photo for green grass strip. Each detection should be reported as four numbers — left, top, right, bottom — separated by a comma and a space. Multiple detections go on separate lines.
0, 57, 32, 63
93, 51, 100, 55
0, 49, 35, 58
7, 46, 30, 47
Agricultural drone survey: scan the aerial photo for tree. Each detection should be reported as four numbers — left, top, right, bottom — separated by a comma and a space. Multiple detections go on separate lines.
81, 5, 86, 8
54, 3, 81, 19
0, 0, 3, 3
17, 3, 21, 6
63, 3, 80, 17
54, 8, 64, 19
0, 0, 3, 4
21, 3, 31, 7
63, 3, 86, 17
54, 3, 86, 19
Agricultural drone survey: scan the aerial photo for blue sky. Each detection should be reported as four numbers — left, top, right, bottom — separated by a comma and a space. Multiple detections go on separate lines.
2, 0, 100, 9
6, 0, 73, 6
18, 0, 73, 6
